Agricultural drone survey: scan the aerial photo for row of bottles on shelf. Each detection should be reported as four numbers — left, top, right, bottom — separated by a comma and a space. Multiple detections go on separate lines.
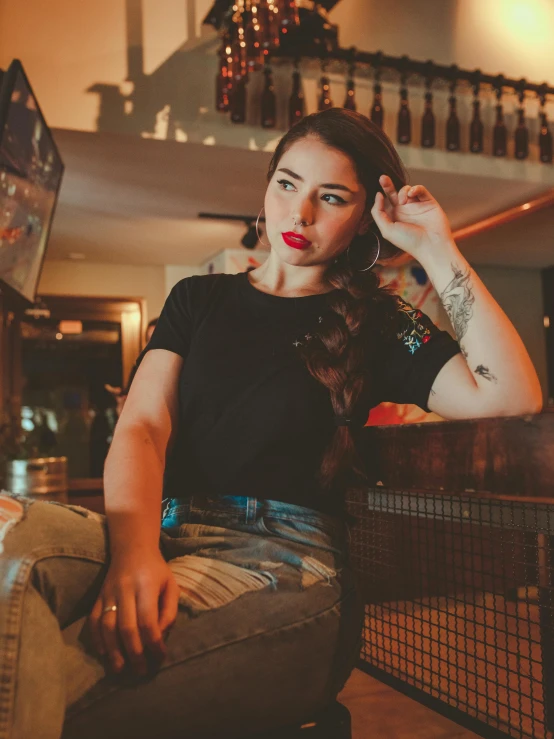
216, 58, 553, 163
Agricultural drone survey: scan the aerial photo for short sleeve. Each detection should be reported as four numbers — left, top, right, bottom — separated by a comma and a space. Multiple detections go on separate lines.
124, 278, 194, 392
373, 295, 462, 413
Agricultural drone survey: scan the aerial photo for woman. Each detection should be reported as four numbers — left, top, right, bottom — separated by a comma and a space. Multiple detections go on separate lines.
0, 109, 542, 739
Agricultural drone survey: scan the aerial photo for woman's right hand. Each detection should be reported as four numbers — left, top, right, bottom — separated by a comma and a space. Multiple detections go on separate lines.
88, 548, 180, 676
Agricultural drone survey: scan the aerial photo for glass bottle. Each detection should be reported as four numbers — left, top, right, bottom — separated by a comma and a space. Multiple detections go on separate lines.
289, 58, 305, 128
230, 75, 247, 124
370, 77, 384, 129
261, 61, 276, 128
492, 87, 507, 157
343, 60, 357, 111
318, 61, 333, 111
539, 91, 553, 163
421, 90, 435, 147
514, 86, 529, 160
469, 78, 483, 153
420, 64, 435, 148
397, 75, 411, 144
445, 72, 460, 151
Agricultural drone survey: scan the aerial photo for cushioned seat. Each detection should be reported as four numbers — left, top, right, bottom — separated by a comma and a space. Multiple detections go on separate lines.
247, 700, 352, 738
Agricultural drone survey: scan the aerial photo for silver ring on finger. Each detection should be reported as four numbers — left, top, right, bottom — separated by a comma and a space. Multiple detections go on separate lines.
102, 604, 118, 615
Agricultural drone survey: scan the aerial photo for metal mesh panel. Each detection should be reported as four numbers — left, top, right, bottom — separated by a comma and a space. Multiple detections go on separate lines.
346, 486, 554, 739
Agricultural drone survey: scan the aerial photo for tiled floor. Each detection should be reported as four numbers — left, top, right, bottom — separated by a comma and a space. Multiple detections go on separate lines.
338, 669, 482, 738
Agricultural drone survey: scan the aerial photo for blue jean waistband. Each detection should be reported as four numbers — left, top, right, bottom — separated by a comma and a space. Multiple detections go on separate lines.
161, 494, 347, 539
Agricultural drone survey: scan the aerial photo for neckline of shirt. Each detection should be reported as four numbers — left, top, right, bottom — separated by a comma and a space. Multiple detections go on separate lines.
237, 269, 338, 306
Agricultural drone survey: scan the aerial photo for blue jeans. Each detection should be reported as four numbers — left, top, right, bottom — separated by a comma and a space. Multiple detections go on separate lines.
0, 491, 365, 739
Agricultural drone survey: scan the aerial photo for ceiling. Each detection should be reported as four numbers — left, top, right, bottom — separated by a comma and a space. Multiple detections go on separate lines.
46, 127, 554, 270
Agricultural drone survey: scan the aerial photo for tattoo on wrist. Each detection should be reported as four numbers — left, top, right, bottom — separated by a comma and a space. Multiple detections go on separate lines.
474, 364, 498, 383
440, 263, 475, 342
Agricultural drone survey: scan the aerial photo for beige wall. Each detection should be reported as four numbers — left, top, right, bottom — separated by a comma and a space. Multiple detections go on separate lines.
38, 260, 166, 322
0, 0, 213, 132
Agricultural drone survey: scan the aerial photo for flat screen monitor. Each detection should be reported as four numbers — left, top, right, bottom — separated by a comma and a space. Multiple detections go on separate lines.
0, 59, 64, 305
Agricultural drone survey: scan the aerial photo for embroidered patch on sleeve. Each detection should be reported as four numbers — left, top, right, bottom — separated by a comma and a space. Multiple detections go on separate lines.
395, 297, 434, 355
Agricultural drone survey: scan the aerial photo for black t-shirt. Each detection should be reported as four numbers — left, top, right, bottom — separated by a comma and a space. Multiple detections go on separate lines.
129, 271, 462, 518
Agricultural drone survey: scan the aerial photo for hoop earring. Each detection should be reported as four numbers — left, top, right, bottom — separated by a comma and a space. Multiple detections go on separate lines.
256, 206, 270, 247
346, 230, 381, 272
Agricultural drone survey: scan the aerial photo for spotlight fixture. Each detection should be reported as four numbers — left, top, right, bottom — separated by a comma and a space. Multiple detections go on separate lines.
198, 211, 266, 250
241, 220, 259, 249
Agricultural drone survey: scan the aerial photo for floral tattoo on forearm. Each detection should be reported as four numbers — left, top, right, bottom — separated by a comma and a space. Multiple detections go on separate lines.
440, 263, 475, 342
440, 263, 498, 384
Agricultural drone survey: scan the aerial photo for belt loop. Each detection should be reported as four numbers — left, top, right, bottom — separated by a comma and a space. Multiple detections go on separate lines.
245, 496, 256, 524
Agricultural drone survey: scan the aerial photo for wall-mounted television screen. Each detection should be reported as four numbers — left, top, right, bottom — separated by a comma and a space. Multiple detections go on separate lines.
0, 59, 64, 305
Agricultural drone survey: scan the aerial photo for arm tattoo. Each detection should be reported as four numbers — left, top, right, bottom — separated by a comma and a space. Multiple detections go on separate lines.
474, 364, 498, 383
439, 263, 475, 342
460, 343, 468, 360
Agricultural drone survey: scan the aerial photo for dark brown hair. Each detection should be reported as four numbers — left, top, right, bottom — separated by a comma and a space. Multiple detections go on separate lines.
266, 107, 411, 493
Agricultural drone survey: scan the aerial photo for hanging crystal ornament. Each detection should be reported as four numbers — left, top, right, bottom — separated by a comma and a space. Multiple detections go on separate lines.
370, 51, 384, 129
538, 85, 553, 164
244, 0, 264, 71
343, 47, 357, 111
446, 65, 460, 151
277, 0, 300, 35
228, 14, 245, 84
420, 61, 435, 148
514, 79, 529, 160
397, 56, 411, 145
469, 70, 484, 153
266, 0, 282, 51
216, 30, 232, 113
492, 75, 507, 157
213, 0, 299, 114
318, 57, 333, 111
289, 57, 305, 128
228, 9, 248, 124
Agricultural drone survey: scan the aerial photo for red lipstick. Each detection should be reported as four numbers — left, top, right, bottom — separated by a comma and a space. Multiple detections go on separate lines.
282, 232, 311, 249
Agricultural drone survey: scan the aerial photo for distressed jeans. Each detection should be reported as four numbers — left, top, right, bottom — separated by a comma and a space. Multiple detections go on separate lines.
0, 491, 365, 739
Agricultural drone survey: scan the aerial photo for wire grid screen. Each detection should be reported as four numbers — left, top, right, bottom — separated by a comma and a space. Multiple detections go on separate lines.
345, 486, 554, 739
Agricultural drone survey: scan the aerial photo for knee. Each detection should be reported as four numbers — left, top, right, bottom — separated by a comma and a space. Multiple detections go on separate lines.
0, 493, 106, 557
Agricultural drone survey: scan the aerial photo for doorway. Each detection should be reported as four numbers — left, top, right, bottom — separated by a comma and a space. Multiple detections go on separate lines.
19, 294, 145, 480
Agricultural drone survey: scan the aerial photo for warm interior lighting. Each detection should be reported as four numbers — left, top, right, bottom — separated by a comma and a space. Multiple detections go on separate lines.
58, 320, 83, 335
461, 0, 553, 70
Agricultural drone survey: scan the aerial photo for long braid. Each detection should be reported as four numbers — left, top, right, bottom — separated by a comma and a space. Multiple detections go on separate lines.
296, 256, 401, 491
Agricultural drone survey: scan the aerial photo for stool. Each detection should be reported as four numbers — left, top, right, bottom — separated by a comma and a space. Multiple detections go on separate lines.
247, 700, 352, 738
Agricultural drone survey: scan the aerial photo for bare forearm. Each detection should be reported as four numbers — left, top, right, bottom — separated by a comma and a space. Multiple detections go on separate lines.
419, 240, 543, 414
103, 424, 166, 557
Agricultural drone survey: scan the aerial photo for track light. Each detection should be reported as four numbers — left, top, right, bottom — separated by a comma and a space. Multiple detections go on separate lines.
198, 212, 266, 250
241, 220, 259, 249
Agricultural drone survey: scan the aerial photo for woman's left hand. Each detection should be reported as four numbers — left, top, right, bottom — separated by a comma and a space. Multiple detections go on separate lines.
371, 174, 454, 261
